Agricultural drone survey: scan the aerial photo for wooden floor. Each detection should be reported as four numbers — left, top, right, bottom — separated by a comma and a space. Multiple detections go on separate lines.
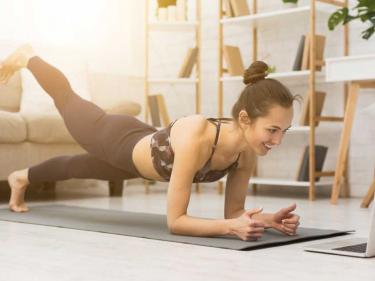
0, 182, 374, 281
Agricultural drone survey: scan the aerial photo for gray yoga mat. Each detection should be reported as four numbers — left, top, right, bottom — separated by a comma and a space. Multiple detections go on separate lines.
0, 205, 352, 250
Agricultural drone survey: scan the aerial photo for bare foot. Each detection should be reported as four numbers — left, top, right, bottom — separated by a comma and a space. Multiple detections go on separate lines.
0, 44, 36, 84
8, 169, 30, 212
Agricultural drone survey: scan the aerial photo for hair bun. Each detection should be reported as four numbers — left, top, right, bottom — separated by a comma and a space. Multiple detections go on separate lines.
243, 61, 269, 85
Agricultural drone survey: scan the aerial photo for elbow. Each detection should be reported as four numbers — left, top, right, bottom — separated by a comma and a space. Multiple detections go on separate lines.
167, 218, 178, 234
167, 223, 175, 234
167, 215, 184, 235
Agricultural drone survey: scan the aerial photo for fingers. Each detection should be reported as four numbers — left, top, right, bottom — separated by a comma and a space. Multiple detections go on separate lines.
249, 220, 265, 228
242, 220, 265, 241
282, 219, 300, 236
281, 203, 297, 214
243, 228, 264, 241
282, 215, 300, 225
246, 207, 263, 218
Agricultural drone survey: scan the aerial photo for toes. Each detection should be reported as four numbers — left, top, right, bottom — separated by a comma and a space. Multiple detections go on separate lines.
9, 205, 28, 213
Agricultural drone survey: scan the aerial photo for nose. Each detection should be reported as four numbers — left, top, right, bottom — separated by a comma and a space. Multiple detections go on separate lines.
272, 132, 283, 145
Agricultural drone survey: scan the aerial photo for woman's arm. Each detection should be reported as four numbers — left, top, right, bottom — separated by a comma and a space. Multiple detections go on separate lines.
224, 150, 300, 234
166, 117, 264, 239
224, 150, 274, 227
166, 118, 231, 236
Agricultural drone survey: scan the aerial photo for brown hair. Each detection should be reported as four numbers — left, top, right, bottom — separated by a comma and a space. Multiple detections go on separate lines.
231, 61, 301, 122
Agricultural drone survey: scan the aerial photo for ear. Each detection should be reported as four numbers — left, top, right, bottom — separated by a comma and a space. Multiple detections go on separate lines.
238, 110, 251, 125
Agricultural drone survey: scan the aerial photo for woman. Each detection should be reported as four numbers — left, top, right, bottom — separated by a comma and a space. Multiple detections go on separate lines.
0, 45, 300, 241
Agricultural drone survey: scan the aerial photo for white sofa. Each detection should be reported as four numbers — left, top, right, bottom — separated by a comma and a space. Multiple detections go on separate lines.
0, 53, 141, 197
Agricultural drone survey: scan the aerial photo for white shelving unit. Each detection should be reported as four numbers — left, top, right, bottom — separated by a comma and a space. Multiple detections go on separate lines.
144, 0, 202, 125
220, 3, 336, 26
147, 78, 199, 84
217, 0, 349, 199
148, 21, 199, 32
220, 70, 326, 84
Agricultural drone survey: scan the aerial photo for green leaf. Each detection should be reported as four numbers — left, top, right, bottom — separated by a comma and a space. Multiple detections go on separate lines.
328, 8, 348, 30
362, 25, 375, 39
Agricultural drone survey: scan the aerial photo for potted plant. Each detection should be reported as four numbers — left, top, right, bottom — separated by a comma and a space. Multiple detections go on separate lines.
328, 0, 375, 39
282, 0, 298, 9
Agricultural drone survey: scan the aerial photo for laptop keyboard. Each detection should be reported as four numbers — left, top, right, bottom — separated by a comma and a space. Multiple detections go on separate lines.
333, 243, 367, 253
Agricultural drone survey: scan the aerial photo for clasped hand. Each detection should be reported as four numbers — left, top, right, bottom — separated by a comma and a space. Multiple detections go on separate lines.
232, 203, 300, 241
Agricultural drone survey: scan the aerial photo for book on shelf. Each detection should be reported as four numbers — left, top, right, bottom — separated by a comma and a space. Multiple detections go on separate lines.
301, 35, 310, 70
314, 34, 326, 71
157, 0, 176, 8
292, 35, 305, 71
301, 34, 326, 71
299, 91, 326, 126
148, 95, 161, 127
230, 0, 250, 17
158, 8, 168, 21
178, 47, 199, 78
167, 5, 177, 21
223, 45, 245, 76
176, 0, 187, 21
296, 145, 328, 182
148, 94, 170, 127
223, 0, 234, 17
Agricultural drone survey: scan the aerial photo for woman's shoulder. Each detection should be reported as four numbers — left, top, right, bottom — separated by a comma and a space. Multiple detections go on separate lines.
170, 115, 212, 150
172, 114, 210, 135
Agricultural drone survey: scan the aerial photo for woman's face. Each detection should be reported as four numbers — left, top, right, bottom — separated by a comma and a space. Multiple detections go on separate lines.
239, 105, 293, 156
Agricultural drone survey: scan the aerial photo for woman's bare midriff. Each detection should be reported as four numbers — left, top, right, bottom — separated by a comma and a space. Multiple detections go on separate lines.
132, 133, 166, 181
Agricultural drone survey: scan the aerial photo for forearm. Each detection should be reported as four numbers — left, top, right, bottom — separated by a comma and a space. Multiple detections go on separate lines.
170, 215, 234, 237
251, 212, 274, 228
225, 208, 246, 219
227, 209, 273, 228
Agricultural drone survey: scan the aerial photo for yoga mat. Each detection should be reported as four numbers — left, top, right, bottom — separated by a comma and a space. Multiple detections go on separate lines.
0, 205, 352, 250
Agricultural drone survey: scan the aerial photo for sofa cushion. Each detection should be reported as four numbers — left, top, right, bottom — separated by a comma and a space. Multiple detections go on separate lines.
20, 48, 91, 114
0, 72, 22, 112
21, 113, 76, 144
0, 111, 27, 143
105, 101, 141, 116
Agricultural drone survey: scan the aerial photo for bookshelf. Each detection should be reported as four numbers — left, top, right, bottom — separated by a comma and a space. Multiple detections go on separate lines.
217, 0, 349, 201
145, 0, 201, 123
144, 0, 202, 192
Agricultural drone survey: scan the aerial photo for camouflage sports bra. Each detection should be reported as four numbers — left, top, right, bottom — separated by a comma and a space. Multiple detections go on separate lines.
150, 118, 240, 183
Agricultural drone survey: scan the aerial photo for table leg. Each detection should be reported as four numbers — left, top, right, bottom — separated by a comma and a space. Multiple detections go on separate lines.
331, 83, 359, 204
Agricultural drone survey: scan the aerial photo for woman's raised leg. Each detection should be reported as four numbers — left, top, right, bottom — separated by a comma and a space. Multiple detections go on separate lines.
1, 45, 114, 160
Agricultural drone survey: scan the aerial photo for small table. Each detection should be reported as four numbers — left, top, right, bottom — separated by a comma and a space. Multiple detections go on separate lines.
325, 54, 375, 206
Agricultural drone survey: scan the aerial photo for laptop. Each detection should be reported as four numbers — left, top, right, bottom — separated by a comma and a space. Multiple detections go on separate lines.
304, 204, 375, 258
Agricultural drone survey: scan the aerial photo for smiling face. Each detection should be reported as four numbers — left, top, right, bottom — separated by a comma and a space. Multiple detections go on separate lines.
238, 105, 293, 155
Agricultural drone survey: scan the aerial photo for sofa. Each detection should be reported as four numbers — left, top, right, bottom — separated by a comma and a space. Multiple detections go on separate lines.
0, 53, 141, 197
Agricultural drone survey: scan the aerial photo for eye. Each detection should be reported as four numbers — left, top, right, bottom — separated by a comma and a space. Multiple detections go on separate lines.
267, 128, 277, 134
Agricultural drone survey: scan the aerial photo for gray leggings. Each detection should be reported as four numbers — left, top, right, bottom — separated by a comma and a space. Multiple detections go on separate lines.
27, 57, 157, 183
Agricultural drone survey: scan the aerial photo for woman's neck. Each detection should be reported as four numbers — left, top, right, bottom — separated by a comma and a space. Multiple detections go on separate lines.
216, 120, 248, 157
